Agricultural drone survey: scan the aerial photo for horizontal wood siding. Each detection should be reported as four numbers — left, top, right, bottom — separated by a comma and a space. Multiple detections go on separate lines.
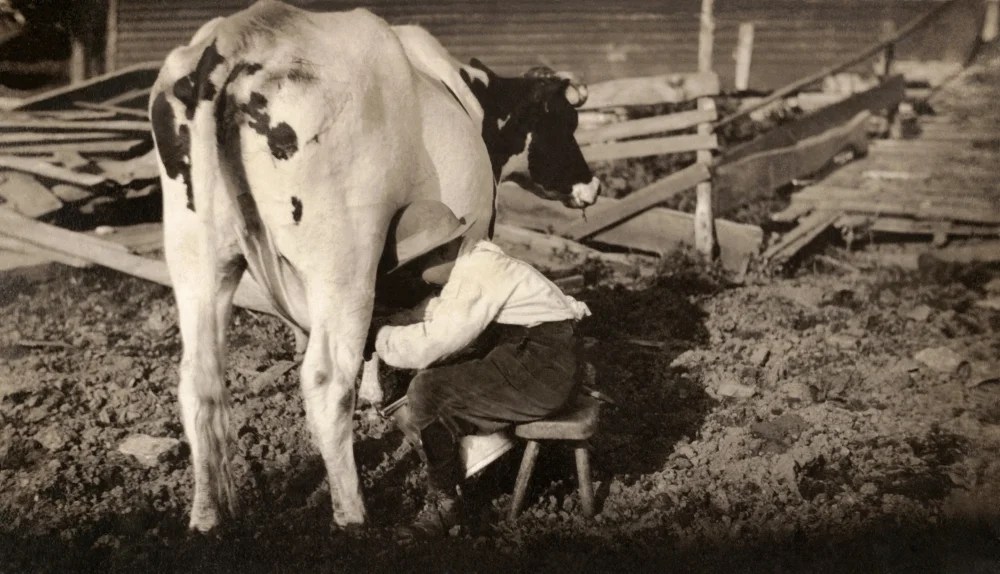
115, 0, 956, 90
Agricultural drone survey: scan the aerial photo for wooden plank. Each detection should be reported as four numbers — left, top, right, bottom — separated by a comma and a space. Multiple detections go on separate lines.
33, 110, 118, 121
498, 182, 762, 274
574, 109, 716, 145
715, 111, 872, 214
771, 203, 815, 223
4, 140, 145, 155
788, 193, 1000, 225
492, 223, 637, 274
103, 88, 152, 107
0, 118, 151, 132
88, 223, 164, 254
0, 233, 89, 268
0, 156, 105, 187
0, 132, 123, 145
722, 76, 904, 164
556, 162, 709, 240
50, 184, 92, 203
762, 210, 842, 263
792, 184, 999, 214
14, 62, 160, 112
74, 100, 150, 119
0, 174, 63, 218
921, 241, 1000, 264
582, 133, 717, 162
840, 215, 1000, 237
0, 208, 275, 314
581, 71, 720, 110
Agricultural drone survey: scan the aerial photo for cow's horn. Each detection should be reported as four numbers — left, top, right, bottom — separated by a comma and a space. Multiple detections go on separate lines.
564, 81, 588, 107
556, 71, 588, 107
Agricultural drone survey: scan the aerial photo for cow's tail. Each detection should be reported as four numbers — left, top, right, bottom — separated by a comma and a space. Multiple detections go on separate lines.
181, 54, 241, 521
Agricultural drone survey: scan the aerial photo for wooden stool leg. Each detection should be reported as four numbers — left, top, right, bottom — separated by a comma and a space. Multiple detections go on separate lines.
574, 442, 594, 517
509, 440, 540, 521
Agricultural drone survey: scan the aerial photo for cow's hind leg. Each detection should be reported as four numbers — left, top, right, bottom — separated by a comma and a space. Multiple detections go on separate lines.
299, 289, 374, 529
168, 223, 245, 532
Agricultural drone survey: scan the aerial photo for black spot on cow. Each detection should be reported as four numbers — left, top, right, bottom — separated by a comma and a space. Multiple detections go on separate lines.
172, 42, 226, 120
290, 196, 303, 223
241, 91, 299, 160
150, 91, 195, 211
269, 122, 298, 160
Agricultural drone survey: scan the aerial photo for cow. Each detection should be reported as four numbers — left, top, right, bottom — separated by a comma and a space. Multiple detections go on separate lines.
150, 0, 597, 532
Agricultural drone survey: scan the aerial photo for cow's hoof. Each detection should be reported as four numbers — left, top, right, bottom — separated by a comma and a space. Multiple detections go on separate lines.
331, 521, 366, 539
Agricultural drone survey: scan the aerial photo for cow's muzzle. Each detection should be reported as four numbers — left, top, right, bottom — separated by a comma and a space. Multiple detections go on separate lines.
567, 177, 601, 209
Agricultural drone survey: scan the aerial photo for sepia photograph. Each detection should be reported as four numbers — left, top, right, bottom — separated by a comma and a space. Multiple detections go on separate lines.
0, 0, 998, 571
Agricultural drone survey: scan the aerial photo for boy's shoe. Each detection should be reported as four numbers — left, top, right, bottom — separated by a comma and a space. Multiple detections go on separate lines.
395, 489, 463, 544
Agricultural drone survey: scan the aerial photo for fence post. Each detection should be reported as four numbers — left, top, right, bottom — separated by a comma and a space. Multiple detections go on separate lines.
734, 23, 754, 92
877, 20, 897, 78
985, 0, 1000, 42
694, 0, 717, 260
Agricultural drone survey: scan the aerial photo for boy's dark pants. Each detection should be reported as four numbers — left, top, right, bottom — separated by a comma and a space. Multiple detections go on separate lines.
402, 320, 580, 491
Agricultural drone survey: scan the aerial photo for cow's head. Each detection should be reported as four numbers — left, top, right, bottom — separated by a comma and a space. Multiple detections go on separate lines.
461, 59, 600, 209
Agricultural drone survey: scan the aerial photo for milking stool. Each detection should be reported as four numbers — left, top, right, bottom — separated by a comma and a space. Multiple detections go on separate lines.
508, 393, 601, 520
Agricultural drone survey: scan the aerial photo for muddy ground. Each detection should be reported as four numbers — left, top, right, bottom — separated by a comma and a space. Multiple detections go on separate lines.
1, 249, 999, 573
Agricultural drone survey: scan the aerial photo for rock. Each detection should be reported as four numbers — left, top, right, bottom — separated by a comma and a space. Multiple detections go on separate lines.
975, 296, 1000, 311
118, 434, 180, 467
828, 334, 858, 350
717, 381, 757, 399
904, 304, 933, 322
250, 360, 298, 395
750, 346, 771, 368
143, 309, 173, 334
750, 414, 810, 445
893, 358, 921, 373
782, 381, 813, 404
914, 347, 969, 378
34, 426, 70, 451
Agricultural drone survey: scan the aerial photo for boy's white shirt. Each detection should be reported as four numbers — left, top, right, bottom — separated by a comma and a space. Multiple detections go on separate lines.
375, 241, 591, 369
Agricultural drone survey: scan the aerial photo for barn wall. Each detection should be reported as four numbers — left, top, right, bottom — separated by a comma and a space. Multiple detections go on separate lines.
114, 0, 954, 91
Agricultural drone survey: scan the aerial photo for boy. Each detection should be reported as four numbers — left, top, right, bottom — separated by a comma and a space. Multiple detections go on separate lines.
371, 200, 591, 542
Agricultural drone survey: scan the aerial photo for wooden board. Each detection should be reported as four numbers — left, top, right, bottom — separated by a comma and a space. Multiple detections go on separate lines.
722, 75, 904, 164
788, 186, 1000, 225
0, 132, 127, 144
14, 62, 160, 112
582, 133, 717, 162
0, 208, 275, 315
74, 101, 150, 118
0, 175, 62, 218
0, 234, 89, 268
4, 140, 146, 155
838, 215, 1000, 238
575, 109, 716, 145
762, 210, 842, 264
791, 183, 999, 213
581, 72, 720, 110
0, 156, 105, 187
88, 223, 164, 254
715, 111, 872, 214
498, 182, 762, 274
0, 118, 151, 132
555, 163, 710, 240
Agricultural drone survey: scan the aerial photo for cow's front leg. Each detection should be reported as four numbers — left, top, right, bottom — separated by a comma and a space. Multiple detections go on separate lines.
300, 301, 369, 529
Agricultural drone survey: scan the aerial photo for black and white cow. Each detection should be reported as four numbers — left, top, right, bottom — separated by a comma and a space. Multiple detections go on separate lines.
150, 0, 596, 532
